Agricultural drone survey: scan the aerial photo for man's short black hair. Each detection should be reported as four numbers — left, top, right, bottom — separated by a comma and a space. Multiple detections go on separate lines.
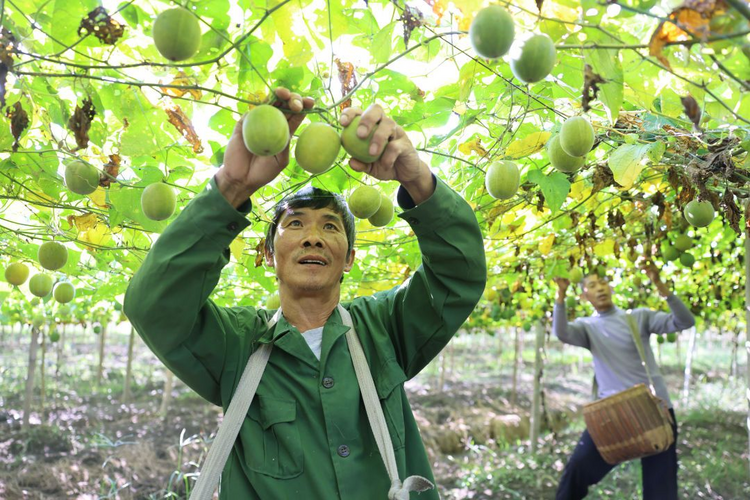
264, 186, 356, 256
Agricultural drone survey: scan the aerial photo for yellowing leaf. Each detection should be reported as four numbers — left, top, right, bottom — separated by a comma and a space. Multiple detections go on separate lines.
85, 222, 112, 246
88, 187, 108, 208
458, 137, 487, 157
569, 180, 587, 201
539, 234, 555, 256
68, 213, 98, 232
594, 239, 616, 257
505, 131, 551, 159
230, 237, 245, 262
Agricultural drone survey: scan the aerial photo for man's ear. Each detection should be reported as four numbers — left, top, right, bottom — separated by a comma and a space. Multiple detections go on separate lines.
344, 249, 355, 272
264, 246, 275, 268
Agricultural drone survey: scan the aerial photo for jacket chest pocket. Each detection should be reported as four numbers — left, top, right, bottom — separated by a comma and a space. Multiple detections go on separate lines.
375, 359, 408, 451
243, 396, 303, 479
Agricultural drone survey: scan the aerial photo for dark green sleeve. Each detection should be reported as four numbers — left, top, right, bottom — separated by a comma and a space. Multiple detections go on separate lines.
381, 175, 487, 378
123, 178, 259, 406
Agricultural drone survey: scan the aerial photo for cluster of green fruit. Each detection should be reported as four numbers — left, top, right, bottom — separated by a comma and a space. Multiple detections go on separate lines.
4, 241, 76, 304
469, 6, 557, 84
661, 234, 697, 267
347, 185, 394, 227
656, 332, 678, 344
547, 116, 595, 174
65, 160, 176, 222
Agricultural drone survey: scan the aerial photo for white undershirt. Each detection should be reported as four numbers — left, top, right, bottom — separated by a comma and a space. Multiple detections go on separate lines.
301, 327, 324, 360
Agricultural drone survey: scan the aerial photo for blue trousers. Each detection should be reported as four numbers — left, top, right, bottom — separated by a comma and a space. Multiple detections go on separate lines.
556, 409, 678, 500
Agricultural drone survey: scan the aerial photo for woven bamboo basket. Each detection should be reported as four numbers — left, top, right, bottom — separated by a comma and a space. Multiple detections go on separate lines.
583, 384, 674, 465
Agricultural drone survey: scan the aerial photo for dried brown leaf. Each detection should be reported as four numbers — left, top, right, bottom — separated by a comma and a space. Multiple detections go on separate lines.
721, 189, 741, 234
0, 29, 15, 108
401, 5, 423, 47
582, 64, 606, 113
164, 104, 203, 154
68, 98, 96, 150
78, 7, 125, 45
592, 163, 616, 193
254, 239, 265, 268
6, 101, 29, 152
335, 59, 357, 111
680, 95, 702, 132
100, 154, 121, 187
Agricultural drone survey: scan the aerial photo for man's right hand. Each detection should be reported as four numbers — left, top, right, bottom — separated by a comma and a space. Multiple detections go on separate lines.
554, 277, 570, 304
216, 88, 316, 208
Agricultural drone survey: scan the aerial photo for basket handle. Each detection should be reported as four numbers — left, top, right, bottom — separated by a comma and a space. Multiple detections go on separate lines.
625, 313, 657, 396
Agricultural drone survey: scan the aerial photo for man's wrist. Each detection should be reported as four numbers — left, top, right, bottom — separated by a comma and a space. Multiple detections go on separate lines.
400, 162, 435, 205
215, 169, 254, 209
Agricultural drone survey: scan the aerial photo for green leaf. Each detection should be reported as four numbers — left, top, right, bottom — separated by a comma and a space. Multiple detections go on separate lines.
371, 22, 396, 64
527, 170, 571, 214
585, 49, 624, 124
608, 143, 653, 189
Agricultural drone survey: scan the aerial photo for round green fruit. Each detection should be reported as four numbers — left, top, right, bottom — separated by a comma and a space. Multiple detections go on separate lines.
348, 185, 382, 219
509, 34, 556, 84
674, 234, 693, 252
266, 293, 280, 310
53, 282, 75, 304
368, 195, 394, 227
29, 273, 53, 298
666, 332, 677, 343
141, 183, 176, 221
31, 315, 45, 329
548, 135, 585, 173
662, 245, 679, 262
64, 160, 100, 195
295, 123, 341, 174
569, 267, 584, 284
469, 5, 515, 59
560, 116, 595, 157
5, 262, 29, 286
679, 252, 695, 267
242, 104, 290, 157
49, 330, 60, 343
153, 7, 201, 62
683, 200, 715, 227
341, 116, 385, 163
57, 305, 71, 317
566, 296, 576, 309
30, 297, 40, 306
93, 325, 102, 334
656, 334, 665, 344
633, 276, 643, 287
38, 241, 68, 271
522, 321, 532, 332
485, 161, 520, 200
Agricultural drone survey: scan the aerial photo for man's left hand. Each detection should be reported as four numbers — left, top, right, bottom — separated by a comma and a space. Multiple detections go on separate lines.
340, 104, 434, 204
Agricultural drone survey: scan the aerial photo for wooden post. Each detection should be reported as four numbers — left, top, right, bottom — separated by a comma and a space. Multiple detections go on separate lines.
682, 326, 698, 407
123, 326, 136, 404
97, 323, 107, 386
530, 321, 545, 454
40, 331, 46, 422
511, 327, 520, 406
159, 371, 174, 417
22, 327, 41, 430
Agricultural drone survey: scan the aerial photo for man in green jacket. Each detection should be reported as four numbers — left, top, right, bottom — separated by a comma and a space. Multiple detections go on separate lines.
124, 88, 486, 499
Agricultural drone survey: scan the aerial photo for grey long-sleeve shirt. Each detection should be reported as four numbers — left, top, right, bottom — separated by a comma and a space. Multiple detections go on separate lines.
553, 295, 695, 407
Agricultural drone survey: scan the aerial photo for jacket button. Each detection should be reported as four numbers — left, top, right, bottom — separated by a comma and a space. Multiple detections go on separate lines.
227, 221, 238, 231
337, 445, 350, 457
322, 377, 335, 389
407, 217, 419, 225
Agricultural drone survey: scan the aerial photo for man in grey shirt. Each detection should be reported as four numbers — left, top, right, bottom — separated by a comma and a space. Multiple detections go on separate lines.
552, 264, 695, 500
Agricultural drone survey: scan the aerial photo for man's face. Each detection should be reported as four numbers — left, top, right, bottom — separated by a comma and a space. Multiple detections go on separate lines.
265, 206, 355, 297
581, 274, 614, 312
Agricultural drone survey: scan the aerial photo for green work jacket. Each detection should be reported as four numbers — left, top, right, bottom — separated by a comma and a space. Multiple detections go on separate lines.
124, 175, 486, 499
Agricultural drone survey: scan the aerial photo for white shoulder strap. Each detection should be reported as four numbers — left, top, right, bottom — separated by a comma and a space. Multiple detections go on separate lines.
190, 306, 434, 500
337, 305, 433, 499
189, 309, 280, 500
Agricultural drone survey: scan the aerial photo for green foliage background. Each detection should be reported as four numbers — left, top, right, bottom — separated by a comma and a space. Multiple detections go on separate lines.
0, 0, 748, 330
